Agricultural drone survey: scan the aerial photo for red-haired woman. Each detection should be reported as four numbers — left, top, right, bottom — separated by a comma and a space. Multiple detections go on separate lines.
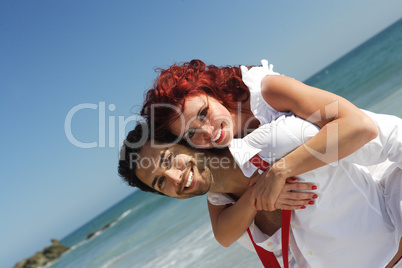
140, 59, 402, 267
141, 59, 378, 210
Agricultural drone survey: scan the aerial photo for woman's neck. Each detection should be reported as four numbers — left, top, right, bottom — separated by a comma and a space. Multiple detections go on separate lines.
231, 99, 259, 138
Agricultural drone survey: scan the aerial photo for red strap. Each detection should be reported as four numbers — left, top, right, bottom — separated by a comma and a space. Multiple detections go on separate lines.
249, 154, 291, 268
281, 210, 291, 268
247, 228, 280, 268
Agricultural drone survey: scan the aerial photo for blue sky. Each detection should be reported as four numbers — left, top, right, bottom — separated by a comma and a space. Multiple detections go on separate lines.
1, 1, 401, 267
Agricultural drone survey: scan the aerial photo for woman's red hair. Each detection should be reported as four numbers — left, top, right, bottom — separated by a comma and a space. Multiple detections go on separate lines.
141, 59, 249, 138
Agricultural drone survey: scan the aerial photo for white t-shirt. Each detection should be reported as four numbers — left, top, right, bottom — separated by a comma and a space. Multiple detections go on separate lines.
208, 60, 402, 267
209, 114, 402, 267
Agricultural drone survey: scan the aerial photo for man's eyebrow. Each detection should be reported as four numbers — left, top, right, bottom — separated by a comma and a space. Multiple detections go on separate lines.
159, 148, 167, 168
151, 148, 168, 189
151, 175, 158, 190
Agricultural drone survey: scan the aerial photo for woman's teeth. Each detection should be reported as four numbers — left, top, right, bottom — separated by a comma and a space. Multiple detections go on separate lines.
211, 126, 222, 142
185, 171, 194, 188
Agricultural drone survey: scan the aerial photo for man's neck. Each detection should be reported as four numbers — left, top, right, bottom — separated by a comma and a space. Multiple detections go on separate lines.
205, 149, 250, 196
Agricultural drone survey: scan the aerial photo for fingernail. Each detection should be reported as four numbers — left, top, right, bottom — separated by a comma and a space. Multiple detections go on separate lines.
301, 206, 306, 209
312, 194, 318, 199
308, 201, 315, 205
255, 209, 260, 212
312, 186, 317, 190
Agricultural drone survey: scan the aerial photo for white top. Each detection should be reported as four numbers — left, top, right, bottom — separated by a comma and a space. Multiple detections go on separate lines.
240, 59, 292, 125
210, 115, 400, 267
208, 60, 402, 267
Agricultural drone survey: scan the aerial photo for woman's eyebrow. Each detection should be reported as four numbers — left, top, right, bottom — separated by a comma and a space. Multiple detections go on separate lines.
183, 103, 207, 138
196, 103, 208, 117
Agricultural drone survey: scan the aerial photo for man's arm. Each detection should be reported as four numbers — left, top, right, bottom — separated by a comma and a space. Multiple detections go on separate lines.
208, 180, 317, 247
208, 188, 257, 248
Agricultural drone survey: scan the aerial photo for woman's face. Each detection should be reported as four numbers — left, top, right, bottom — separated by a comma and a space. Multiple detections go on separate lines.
170, 95, 236, 148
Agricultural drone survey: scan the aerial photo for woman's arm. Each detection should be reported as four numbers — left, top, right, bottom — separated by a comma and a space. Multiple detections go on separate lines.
209, 179, 317, 247
250, 75, 378, 211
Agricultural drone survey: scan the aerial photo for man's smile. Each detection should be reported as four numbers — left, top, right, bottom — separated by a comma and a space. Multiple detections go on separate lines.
185, 169, 194, 189
181, 165, 196, 193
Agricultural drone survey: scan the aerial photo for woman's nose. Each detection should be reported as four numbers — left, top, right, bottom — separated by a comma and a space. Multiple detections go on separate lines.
200, 122, 213, 138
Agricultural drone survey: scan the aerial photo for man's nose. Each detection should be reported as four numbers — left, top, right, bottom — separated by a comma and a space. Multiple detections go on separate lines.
164, 169, 182, 185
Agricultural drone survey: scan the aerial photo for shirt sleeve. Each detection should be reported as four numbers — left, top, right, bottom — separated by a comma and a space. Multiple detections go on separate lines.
207, 192, 235, 206
343, 110, 402, 169
243, 115, 320, 161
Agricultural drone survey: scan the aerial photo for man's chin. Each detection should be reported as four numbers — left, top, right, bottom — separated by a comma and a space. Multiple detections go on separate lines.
176, 189, 209, 200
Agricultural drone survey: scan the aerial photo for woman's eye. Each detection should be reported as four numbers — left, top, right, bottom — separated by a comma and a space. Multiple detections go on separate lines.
199, 107, 208, 121
187, 129, 196, 139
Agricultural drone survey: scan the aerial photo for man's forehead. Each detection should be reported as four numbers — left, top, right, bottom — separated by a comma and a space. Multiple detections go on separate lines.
142, 140, 167, 154
136, 141, 191, 186
134, 141, 164, 182
137, 140, 180, 167
140, 141, 168, 169
139, 140, 199, 168
144, 140, 191, 154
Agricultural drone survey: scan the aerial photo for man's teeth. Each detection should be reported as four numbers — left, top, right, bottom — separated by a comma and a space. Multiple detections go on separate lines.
185, 171, 193, 188
212, 126, 222, 142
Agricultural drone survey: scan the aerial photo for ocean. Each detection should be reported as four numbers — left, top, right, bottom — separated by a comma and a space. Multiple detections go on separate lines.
51, 18, 402, 268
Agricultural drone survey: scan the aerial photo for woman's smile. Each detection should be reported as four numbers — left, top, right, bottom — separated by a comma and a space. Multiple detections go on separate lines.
170, 95, 235, 148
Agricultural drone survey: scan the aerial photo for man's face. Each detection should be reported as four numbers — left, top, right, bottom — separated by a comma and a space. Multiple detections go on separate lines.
135, 141, 213, 199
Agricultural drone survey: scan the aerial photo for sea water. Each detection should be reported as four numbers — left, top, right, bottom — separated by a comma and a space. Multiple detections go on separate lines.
51, 18, 402, 268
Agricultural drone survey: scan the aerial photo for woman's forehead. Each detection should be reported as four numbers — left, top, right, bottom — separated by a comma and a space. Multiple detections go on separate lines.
183, 94, 208, 107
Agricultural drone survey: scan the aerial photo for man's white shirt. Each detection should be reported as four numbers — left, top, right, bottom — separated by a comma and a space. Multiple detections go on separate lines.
209, 113, 402, 267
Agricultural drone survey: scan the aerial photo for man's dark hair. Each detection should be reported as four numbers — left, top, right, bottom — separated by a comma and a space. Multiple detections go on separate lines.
118, 122, 165, 195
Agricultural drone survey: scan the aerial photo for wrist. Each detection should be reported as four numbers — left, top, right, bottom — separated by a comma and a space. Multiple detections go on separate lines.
240, 187, 260, 213
271, 158, 293, 179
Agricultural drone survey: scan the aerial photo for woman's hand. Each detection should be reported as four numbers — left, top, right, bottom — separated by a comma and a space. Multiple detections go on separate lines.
249, 169, 317, 211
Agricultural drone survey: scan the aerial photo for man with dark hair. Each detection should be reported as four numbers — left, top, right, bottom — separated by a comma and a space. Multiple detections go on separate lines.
118, 122, 161, 194
118, 114, 402, 267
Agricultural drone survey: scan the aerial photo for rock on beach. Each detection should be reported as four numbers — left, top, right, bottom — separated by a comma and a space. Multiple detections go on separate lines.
14, 239, 69, 268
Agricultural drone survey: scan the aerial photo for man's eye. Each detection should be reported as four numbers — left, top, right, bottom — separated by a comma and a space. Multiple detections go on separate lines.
163, 153, 173, 169
158, 176, 165, 189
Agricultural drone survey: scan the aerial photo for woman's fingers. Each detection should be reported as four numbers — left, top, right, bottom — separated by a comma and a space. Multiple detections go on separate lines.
276, 198, 314, 210
276, 204, 307, 210
276, 182, 318, 210
285, 182, 317, 191
283, 191, 317, 200
285, 177, 298, 184
250, 178, 318, 211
